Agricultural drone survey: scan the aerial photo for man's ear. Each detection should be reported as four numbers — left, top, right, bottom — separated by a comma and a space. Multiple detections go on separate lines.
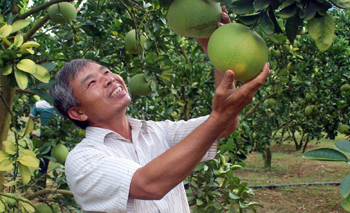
68, 107, 88, 121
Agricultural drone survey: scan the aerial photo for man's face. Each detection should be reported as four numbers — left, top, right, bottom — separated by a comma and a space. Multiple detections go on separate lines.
69, 62, 131, 126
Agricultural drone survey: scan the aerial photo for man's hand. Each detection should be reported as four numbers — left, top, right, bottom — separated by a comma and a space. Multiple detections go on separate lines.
210, 63, 270, 136
197, 5, 230, 56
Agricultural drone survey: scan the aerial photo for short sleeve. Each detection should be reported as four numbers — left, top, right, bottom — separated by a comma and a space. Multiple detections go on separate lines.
65, 144, 142, 212
30, 104, 38, 117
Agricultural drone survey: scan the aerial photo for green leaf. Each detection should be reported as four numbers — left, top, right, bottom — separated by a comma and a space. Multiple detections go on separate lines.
23, 118, 34, 137
31, 65, 50, 83
285, 14, 300, 44
335, 140, 350, 155
14, 33, 24, 47
3, 141, 17, 155
19, 155, 39, 168
11, 20, 30, 33
196, 199, 204, 206
20, 41, 40, 48
144, 52, 158, 62
238, 13, 260, 25
254, 0, 270, 10
40, 62, 57, 72
0, 151, 10, 160
261, 10, 274, 34
304, 2, 317, 21
341, 196, 350, 211
16, 59, 37, 73
0, 158, 13, 171
31, 89, 54, 106
279, 3, 299, 18
2, 65, 12, 75
19, 164, 31, 184
0, 24, 12, 38
340, 175, 350, 198
302, 148, 349, 161
231, 0, 255, 15
14, 68, 28, 90
3, 181, 17, 187
329, 0, 350, 8
0, 202, 4, 212
307, 13, 335, 51
159, 0, 174, 7
19, 149, 36, 158
0, 15, 4, 23
19, 199, 35, 213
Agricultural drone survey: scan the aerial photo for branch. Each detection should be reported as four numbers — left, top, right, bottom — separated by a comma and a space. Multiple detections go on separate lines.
24, 14, 51, 42
17, 0, 73, 20
15, 89, 35, 95
25, 189, 73, 200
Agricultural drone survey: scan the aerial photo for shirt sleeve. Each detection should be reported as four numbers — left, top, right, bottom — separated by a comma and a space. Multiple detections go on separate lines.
65, 143, 141, 213
30, 104, 38, 117
158, 115, 217, 161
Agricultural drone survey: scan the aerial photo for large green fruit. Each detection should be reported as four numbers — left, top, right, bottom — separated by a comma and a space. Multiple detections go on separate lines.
339, 125, 350, 134
265, 98, 276, 108
49, 2, 77, 24
305, 105, 316, 116
35, 203, 52, 213
51, 144, 69, 164
207, 23, 268, 82
167, 0, 221, 38
129, 74, 152, 96
340, 84, 350, 92
125, 30, 147, 54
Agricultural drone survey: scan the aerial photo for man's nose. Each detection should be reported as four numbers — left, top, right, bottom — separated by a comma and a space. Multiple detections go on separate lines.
104, 76, 116, 87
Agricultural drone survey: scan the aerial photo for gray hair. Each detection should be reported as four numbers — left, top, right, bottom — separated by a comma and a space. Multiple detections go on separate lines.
49, 59, 97, 129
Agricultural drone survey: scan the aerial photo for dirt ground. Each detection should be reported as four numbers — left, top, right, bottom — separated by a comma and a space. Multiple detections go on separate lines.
233, 142, 349, 213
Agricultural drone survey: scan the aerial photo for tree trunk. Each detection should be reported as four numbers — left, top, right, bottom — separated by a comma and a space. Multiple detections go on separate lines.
0, 74, 16, 190
262, 146, 272, 168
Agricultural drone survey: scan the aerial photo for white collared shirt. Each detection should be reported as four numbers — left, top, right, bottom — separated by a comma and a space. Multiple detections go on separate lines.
65, 116, 217, 213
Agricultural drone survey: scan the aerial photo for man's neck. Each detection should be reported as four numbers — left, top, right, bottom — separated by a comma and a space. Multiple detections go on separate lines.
91, 114, 132, 141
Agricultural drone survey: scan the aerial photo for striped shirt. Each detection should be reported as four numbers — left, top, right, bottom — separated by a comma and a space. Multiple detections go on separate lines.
65, 115, 217, 213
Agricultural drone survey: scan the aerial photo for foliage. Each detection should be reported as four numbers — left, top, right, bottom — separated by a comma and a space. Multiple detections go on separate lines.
303, 140, 350, 212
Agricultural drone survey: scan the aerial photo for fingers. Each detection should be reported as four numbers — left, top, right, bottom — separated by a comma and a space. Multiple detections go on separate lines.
218, 5, 231, 28
242, 63, 270, 93
215, 70, 235, 97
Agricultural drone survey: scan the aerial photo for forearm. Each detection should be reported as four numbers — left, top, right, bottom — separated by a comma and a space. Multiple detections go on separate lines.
129, 115, 224, 200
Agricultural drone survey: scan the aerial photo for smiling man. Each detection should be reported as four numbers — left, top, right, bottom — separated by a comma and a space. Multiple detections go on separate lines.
49, 8, 270, 213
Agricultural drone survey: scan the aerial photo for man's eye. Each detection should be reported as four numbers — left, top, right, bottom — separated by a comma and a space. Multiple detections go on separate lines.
104, 70, 110, 75
88, 81, 95, 87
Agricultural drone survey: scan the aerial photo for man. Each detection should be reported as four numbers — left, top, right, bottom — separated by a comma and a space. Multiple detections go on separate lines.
30, 99, 60, 188
49, 9, 270, 213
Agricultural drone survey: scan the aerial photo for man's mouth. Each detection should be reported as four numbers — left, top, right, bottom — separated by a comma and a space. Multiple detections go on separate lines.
110, 87, 122, 98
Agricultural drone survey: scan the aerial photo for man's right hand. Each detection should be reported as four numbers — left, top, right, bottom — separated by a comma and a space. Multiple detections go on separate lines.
210, 63, 270, 136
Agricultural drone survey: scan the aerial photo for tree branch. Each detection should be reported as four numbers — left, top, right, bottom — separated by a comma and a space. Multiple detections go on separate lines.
24, 14, 51, 42
25, 189, 73, 200
17, 0, 73, 20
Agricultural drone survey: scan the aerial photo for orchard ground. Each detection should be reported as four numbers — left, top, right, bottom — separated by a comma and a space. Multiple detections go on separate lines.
233, 134, 349, 213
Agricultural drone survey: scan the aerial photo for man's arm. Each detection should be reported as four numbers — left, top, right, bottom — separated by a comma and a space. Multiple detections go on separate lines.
196, 6, 239, 138
129, 64, 270, 200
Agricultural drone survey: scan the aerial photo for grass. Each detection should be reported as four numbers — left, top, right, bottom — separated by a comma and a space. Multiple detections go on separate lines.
233, 134, 349, 213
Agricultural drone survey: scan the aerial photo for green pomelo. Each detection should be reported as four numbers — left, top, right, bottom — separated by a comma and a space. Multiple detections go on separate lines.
129, 74, 152, 96
49, 2, 77, 24
265, 98, 276, 107
339, 125, 350, 134
340, 84, 350, 92
305, 93, 317, 103
125, 29, 147, 54
51, 144, 69, 164
207, 23, 268, 82
167, 0, 221, 38
305, 105, 315, 116
35, 203, 52, 213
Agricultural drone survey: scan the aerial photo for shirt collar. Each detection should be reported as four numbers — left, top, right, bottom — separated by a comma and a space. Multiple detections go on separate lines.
84, 117, 144, 144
